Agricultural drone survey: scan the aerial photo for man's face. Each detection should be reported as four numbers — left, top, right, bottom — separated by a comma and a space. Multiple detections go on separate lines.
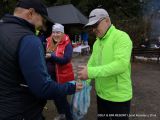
32, 13, 46, 31
27, 8, 46, 31
89, 18, 109, 38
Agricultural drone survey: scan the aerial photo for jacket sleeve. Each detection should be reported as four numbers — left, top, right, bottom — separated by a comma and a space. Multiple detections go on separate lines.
88, 34, 132, 78
19, 35, 76, 99
50, 43, 73, 64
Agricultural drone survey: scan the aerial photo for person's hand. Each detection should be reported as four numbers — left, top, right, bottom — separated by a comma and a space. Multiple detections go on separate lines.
75, 80, 83, 92
77, 66, 88, 80
45, 53, 51, 59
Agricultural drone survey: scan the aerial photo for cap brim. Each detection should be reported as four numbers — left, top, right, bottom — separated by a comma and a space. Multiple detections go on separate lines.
84, 19, 99, 27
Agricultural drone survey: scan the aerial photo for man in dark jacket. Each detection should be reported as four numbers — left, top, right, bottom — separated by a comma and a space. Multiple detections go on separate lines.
0, 0, 82, 119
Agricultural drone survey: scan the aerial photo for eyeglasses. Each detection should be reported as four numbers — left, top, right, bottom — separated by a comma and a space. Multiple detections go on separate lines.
89, 18, 106, 30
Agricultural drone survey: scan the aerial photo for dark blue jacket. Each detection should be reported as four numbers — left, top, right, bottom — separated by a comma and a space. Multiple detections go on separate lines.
0, 15, 75, 119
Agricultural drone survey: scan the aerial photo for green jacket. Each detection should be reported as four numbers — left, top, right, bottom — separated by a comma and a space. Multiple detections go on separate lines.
87, 25, 133, 102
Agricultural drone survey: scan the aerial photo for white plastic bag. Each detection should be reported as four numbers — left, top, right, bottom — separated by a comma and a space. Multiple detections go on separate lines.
71, 81, 92, 120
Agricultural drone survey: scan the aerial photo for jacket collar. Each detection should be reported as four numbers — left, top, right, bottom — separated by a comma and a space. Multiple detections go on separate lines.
2, 14, 35, 33
58, 34, 69, 45
97, 24, 115, 41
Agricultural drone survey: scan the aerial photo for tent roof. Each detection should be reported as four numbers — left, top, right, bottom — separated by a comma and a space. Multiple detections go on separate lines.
47, 4, 88, 25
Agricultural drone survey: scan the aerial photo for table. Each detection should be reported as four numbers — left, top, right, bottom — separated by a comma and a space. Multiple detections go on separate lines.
73, 45, 90, 54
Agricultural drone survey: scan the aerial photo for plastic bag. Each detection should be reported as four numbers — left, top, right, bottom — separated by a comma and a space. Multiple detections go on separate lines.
71, 80, 92, 120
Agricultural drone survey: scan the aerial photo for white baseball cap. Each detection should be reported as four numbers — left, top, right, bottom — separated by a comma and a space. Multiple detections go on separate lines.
85, 8, 109, 27
52, 23, 64, 33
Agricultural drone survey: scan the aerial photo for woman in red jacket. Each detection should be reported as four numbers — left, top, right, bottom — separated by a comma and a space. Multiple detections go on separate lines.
46, 23, 74, 120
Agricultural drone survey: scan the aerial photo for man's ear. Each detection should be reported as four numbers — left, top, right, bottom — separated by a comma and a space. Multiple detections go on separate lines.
27, 8, 35, 18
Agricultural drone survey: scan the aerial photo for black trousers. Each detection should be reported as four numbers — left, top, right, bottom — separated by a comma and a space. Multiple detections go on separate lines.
50, 75, 73, 120
5, 113, 45, 120
97, 96, 131, 120
54, 95, 73, 120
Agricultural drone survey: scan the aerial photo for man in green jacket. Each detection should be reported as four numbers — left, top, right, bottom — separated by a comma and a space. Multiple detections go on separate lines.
78, 8, 133, 120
